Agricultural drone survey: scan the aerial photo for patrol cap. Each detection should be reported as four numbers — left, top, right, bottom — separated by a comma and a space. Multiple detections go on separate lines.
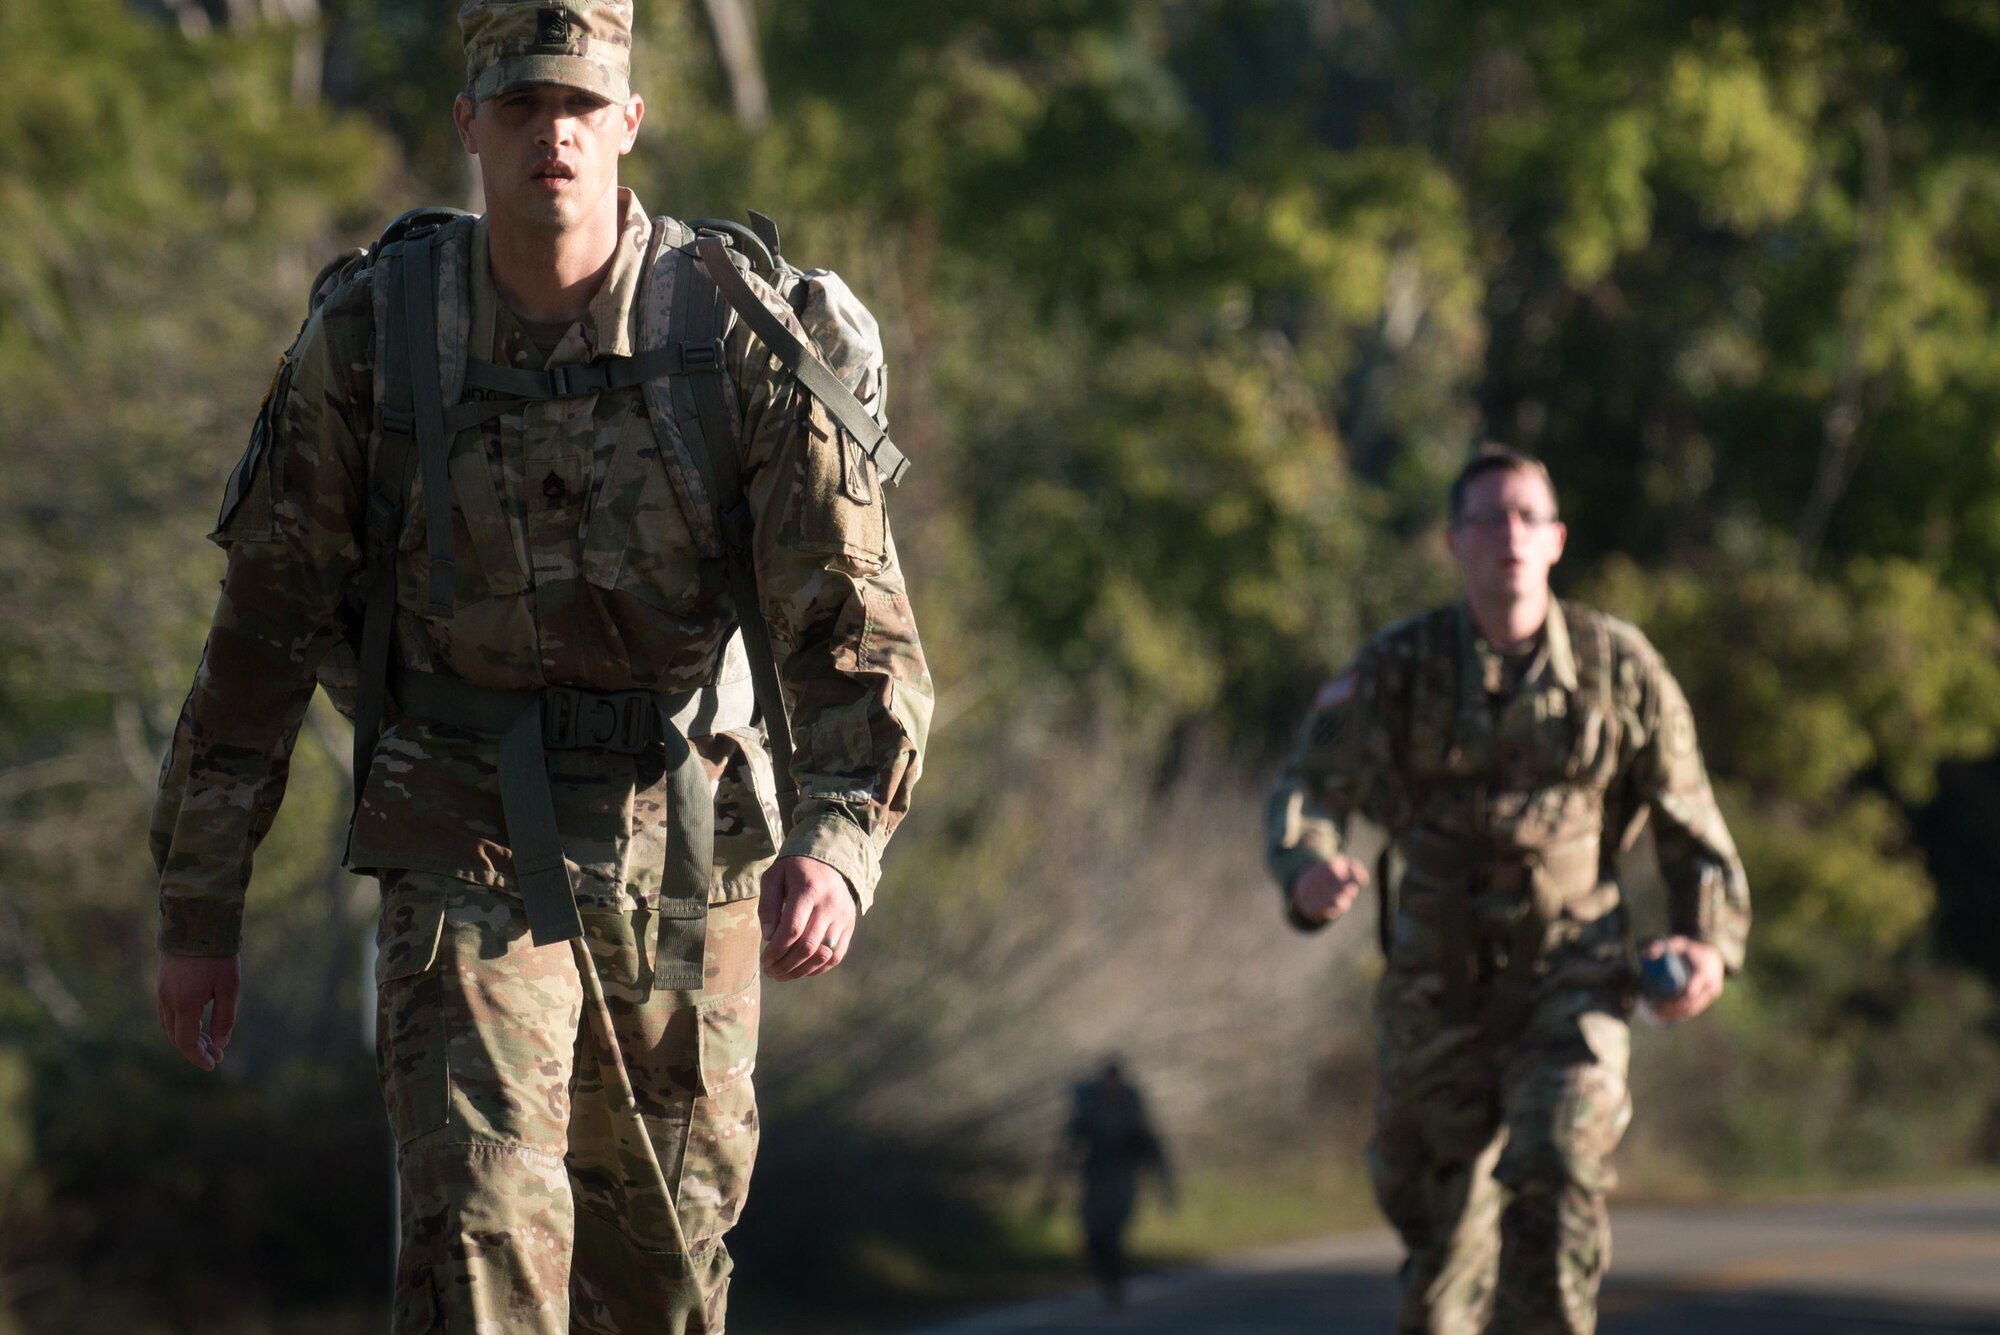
460, 0, 634, 104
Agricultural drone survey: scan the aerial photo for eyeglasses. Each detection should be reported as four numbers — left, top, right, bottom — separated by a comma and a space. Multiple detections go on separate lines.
1454, 506, 1559, 532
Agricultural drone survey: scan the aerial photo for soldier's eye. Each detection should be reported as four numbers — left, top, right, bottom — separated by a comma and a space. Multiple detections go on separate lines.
1456, 507, 1557, 531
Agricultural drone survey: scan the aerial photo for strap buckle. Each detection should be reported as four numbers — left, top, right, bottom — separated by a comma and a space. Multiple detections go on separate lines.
541, 685, 660, 753
718, 499, 755, 558
379, 406, 417, 440
679, 340, 724, 373
548, 362, 611, 397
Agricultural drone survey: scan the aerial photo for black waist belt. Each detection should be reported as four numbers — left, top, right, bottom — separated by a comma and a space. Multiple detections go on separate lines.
392, 667, 712, 989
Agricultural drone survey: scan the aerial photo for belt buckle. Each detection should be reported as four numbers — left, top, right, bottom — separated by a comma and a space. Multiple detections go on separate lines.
542, 686, 582, 749
541, 685, 656, 753
578, 690, 646, 752
616, 693, 656, 752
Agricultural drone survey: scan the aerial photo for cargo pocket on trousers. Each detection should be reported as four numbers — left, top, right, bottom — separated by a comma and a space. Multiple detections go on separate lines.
696, 978, 759, 1095
675, 1075, 760, 1247
374, 891, 450, 1146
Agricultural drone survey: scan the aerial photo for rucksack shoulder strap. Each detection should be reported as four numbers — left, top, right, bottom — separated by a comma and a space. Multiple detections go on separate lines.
667, 244, 803, 820
349, 211, 468, 802
628, 218, 912, 828
1560, 600, 1621, 784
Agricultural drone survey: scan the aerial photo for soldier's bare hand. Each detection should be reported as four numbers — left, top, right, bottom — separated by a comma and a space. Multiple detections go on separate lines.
156, 952, 240, 1071
1291, 855, 1369, 925
1646, 936, 1725, 1022
759, 855, 858, 982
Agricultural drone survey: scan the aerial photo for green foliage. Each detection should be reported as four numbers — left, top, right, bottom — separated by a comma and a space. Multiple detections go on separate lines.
1588, 556, 2000, 808
0, 0, 386, 359
1710, 970, 1998, 1183
7, 0, 2000, 1323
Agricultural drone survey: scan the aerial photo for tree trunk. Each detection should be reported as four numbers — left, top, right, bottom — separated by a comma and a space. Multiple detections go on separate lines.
700, 0, 769, 133
1798, 106, 1890, 570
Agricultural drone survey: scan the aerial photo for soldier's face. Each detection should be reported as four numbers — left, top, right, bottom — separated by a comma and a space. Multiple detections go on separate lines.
453, 84, 644, 233
1446, 467, 1566, 607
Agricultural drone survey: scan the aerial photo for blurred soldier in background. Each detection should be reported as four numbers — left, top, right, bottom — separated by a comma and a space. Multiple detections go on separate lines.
1046, 1059, 1176, 1305
1266, 446, 1748, 1334
149, 1, 931, 1329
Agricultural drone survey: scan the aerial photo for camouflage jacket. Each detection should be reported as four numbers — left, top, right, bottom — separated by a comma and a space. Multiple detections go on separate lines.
1266, 600, 1748, 973
153, 190, 932, 955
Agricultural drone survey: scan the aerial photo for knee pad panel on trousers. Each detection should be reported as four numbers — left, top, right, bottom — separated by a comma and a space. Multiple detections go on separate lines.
569, 1203, 725, 1335
668, 1075, 761, 1247
397, 1139, 576, 1334
1496, 1009, 1630, 1199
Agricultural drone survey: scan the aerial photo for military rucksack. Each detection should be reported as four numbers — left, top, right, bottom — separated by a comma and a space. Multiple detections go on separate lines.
231, 204, 907, 833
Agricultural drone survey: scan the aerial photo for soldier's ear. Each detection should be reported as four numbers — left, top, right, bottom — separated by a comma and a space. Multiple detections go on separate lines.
618, 94, 645, 154
453, 93, 480, 155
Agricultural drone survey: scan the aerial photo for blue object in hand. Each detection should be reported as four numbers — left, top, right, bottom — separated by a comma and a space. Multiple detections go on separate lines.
1639, 950, 1691, 1003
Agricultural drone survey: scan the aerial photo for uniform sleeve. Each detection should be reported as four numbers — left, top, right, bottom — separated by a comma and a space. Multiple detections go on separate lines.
1621, 644, 1751, 973
731, 274, 931, 913
1265, 645, 1392, 932
150, 284, 373, 955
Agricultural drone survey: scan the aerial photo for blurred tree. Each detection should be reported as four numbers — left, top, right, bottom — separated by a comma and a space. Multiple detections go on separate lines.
7, 0, 2000, 1323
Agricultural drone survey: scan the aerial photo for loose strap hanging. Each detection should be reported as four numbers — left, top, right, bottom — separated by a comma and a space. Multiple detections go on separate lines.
393, 667, 713, 988
694, 235, 910, 486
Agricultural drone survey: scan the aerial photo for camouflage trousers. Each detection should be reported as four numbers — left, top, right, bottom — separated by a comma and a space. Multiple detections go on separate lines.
1368, 970, 1633, 1335
373, 871, 762, 1334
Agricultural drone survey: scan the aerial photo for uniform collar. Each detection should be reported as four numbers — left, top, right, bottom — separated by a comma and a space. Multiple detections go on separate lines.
1456, 598, 1578, 695
469, 187, 653, 362
1542, 599, 1579, 692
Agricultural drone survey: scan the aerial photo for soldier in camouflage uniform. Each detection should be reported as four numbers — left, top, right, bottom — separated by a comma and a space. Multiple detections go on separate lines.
1266, 447, 1747, 1334
151, 2, 931, 1330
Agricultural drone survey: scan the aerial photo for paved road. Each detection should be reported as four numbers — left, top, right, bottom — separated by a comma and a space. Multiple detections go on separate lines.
912, 1187, 2000, 1334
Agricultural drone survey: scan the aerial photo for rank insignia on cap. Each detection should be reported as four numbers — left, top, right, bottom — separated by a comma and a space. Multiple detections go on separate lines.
536, 7, 570, 46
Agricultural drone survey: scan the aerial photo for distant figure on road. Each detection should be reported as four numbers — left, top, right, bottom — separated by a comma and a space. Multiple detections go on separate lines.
1049, 1060, 1176, 1305
1265, 445, 1750, 1333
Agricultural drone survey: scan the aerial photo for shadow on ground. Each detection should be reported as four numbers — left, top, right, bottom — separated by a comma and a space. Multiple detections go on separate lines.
907, 1264, 2000, 1333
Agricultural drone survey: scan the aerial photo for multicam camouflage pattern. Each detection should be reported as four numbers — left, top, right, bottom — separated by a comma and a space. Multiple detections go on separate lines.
152, 189, 930, 955
1267, 599, 1747, 1334
153, 186, 924, 1329
788, 267, 888, 427
1369, 976, 1631, 1334
461, 0, 634, 104
377, 871, 760, 1333
696, 726, 782, 905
